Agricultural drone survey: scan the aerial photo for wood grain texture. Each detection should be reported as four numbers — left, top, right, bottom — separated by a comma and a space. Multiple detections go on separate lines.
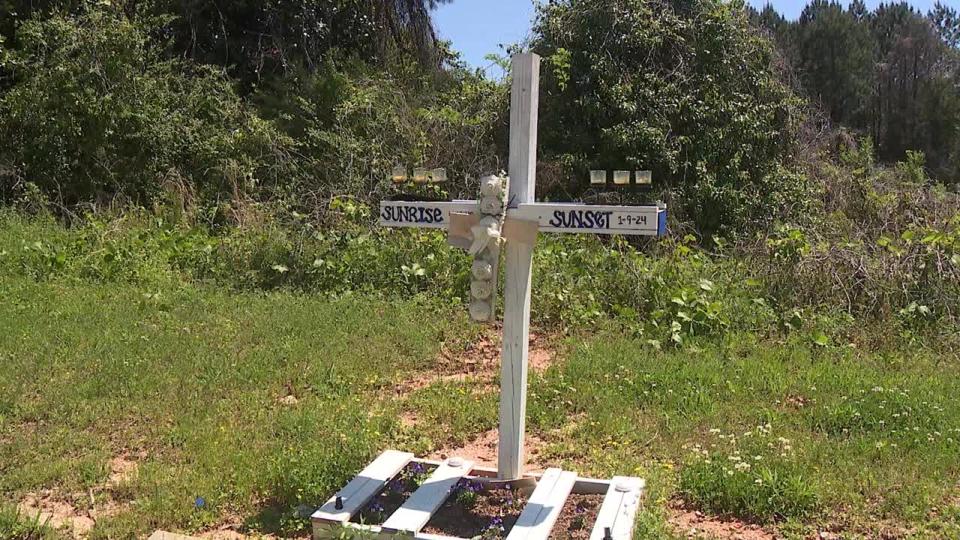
498, 52, 541, 481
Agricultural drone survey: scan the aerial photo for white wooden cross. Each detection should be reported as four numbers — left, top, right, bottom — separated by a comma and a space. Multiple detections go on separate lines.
379, 53, 666, 481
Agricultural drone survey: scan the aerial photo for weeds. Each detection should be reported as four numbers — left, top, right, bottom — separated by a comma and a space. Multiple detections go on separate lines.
679, 425, 820, 522
0, 506, 52, 540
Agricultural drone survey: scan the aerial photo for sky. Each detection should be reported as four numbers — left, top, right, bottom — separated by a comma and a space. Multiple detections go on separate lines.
432, 0, 951, 74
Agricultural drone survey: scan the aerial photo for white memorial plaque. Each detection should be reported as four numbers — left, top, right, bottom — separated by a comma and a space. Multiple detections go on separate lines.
513, 203, 664, 236
379, 200, 476, 229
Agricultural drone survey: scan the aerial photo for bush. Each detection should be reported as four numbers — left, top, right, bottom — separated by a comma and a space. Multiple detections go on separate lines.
0, 8, 294, 205
754, 146, 960, 326
262, 59, 507, 218
532, 0, 812, 236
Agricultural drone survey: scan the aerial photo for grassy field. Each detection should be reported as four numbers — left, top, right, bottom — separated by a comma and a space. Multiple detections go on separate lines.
2, 276, 959, 539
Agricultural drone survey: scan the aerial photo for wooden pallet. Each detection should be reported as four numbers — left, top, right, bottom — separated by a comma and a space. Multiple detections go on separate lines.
311, 451, 644, 540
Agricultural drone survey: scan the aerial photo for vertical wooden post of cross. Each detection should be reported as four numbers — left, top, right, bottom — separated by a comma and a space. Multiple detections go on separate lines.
498, 53, 540, 481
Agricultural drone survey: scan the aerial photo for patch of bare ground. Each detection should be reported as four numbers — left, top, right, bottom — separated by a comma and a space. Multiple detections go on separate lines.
668, 501, 777, 540
18, 453, 142, 538
392, 329, 556, 399
427, 428, 547, 473
18, 492, 95, 539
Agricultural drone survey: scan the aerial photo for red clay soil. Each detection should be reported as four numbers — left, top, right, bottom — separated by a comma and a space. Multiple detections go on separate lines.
549, 493, 604, 539
350, 462, 437, 526
422, 481, 528, 538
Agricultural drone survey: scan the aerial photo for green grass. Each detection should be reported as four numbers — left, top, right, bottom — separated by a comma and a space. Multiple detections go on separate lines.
2, 275, 959, 539
0, 277, 472, 538
520, 333, 960, 538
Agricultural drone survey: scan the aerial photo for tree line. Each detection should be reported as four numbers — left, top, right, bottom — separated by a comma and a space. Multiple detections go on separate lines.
750, 1, 960, 180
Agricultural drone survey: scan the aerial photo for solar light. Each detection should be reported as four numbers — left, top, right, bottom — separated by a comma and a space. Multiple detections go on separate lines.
413, 167, 429, 184
613, 170, 631, 185
472, 259, 494, 280
471, 279, 494, 300
469, 300, 492, 322
635, 170, 652, 185
429, 168, 448, 183
391, 165, 407, 184
590, 170, 607, 185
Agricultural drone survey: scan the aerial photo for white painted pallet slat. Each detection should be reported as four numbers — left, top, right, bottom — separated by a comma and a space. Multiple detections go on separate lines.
380, 457, 475, 535
311, 450, 414, 525
414, 533, 464, 540
505, 468, 577, 540
589, 476, 645, 540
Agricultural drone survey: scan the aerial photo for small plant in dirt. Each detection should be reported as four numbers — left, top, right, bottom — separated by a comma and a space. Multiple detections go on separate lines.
452, 478, 485, 508
424, 481, 527, 538
481, 516, 505, 539
570, 503, 589, 530
406, 462, 431, 488
363, 501, 386, 524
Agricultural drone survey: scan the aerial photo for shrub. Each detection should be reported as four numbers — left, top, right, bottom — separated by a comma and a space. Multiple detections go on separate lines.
532, 0, 813, 236
0, 8, 294, 205
754, 147, 960, 326
270, 59, 507, 218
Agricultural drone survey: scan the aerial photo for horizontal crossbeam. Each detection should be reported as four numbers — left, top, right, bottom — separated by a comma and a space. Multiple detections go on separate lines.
379, 201, 666, 236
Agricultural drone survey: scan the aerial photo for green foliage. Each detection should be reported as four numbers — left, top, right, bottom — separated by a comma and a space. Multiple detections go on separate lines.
0, 0, 452, 82
283, 62, 506, 208
896, 150, 928, 185
679, 426, 821, 522
0, 277, 466, 538
533, 0, 811, 235
526, 331, 960, 531
0, 8, 294, 204
753, 0, 960, 180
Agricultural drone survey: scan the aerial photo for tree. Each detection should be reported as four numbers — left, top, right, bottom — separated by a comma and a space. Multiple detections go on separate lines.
533, 0, 809, 236
792, 0, 875, 127
930, 1, 960, 48
0, 0, 453, 82
0, 9, 294, 204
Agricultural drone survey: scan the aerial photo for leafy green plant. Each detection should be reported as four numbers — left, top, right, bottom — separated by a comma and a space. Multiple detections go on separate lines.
533, 0, 812, 235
